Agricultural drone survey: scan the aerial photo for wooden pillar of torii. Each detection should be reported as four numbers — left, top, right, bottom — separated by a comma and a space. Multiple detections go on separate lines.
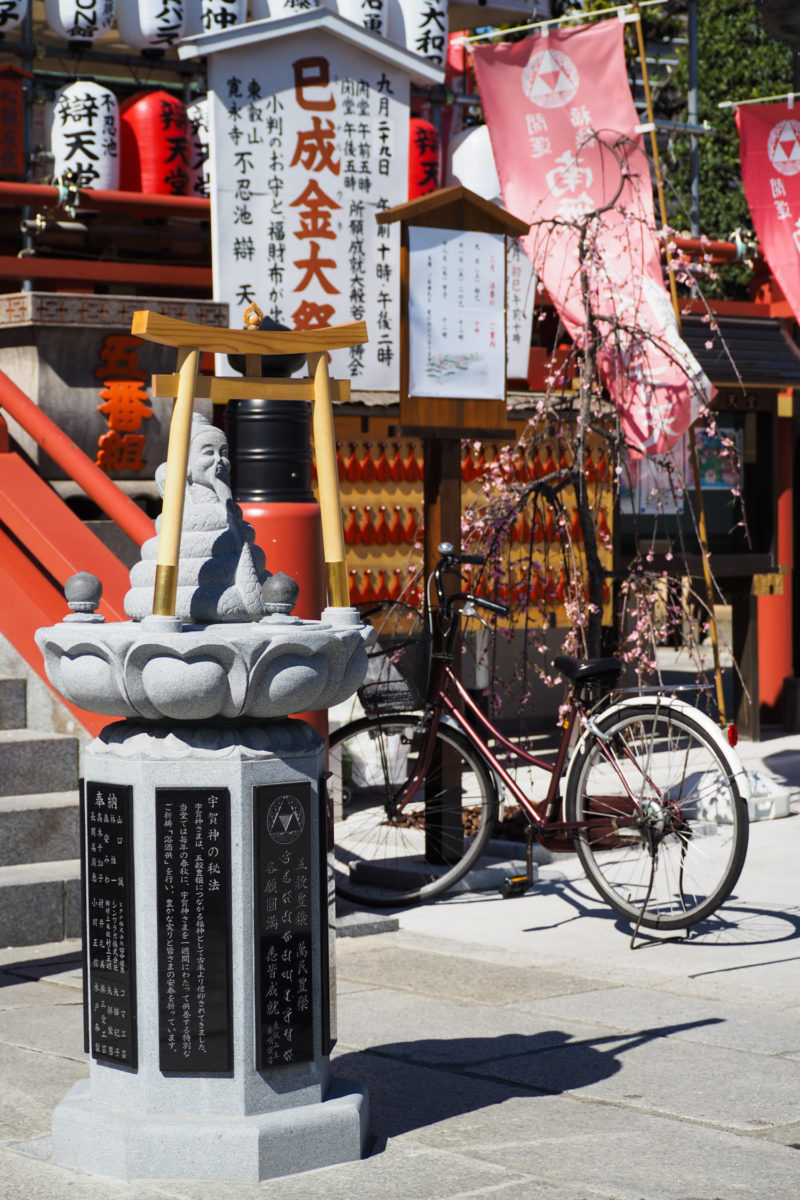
132, 308, 367, 616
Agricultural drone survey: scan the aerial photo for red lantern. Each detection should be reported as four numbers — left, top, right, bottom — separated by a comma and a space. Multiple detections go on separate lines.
119, 91, 191, 195
408, 116, 439, 198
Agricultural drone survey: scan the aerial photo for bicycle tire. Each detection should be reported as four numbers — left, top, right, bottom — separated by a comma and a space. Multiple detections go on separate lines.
329, 713, 498, 907
565, 697, 749, 930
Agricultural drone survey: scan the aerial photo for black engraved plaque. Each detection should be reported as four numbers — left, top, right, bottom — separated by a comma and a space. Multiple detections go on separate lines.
254, 782, 316, 1069
156, 788, 233, 1074
85, 781, 137, 1069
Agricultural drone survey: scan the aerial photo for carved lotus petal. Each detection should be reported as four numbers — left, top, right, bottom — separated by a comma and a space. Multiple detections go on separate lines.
247, 648, 329, 717
49, 647, 131, 715
124, 642, 247, 720
143, 657, 229, 721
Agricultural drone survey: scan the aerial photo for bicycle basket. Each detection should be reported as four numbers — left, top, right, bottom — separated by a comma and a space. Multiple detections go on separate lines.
356, 601, 430, 715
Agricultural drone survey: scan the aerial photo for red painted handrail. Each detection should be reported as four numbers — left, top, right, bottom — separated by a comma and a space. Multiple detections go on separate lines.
0, 180, 210, 220
0, 370, 155, 547
0, 256, 211, 288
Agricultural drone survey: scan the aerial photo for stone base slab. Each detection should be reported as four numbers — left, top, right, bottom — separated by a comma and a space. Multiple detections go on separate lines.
51, 1076, 369, 1182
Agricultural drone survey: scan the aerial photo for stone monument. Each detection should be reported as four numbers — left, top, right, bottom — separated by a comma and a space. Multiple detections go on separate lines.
35, 314, 373, 1182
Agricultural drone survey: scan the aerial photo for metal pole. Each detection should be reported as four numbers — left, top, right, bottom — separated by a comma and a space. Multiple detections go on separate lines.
633, 2, 727, 724
688, 0, 700, 237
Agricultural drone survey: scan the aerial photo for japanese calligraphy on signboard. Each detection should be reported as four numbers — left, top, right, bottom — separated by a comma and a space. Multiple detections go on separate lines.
186, 14, 443, 389
408, 226, 505, 400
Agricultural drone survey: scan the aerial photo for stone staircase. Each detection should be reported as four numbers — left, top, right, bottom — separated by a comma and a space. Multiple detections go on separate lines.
0, 676, 82, 948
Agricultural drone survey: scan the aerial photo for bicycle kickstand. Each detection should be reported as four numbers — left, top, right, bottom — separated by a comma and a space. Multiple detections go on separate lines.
500, 825, 536, 899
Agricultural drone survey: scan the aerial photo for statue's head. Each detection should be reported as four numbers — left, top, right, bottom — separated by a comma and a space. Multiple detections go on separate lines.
186, 415, 231, 503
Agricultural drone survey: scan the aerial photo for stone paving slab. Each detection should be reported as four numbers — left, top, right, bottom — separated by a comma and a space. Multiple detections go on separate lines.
408, 1092, 800, 1200
334, 941, 610, 1005
515, 983, 800, 1056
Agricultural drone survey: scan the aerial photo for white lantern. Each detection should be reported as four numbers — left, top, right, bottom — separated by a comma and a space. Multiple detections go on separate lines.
49, 81, 120, 190
45, 0, 115, 41
0, 0, 28, 34
117, 0, 185, 50
249, 0, 323, 17
187, 98, 210, 198
395, 0, 447, 64
184, 0, 247, 34
335, 0, 383, 36
445, 124, 500, 203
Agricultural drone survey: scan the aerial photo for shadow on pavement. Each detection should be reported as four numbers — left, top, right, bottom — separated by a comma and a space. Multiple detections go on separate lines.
518, 878, 800, 949
0, 951, 82, 988
332, 1018, 722, 1150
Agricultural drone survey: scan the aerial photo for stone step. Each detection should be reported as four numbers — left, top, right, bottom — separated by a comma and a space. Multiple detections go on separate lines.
0, 729, 79, 796
0, 791, 79, 867
0, 859, 81, 949
0, 677, 26, 730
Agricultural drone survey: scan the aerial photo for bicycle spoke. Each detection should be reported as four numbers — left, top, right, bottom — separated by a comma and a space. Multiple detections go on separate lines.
568, 702, 748, 930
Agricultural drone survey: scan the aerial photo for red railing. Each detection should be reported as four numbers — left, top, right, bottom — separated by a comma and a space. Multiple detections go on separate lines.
0, 374, 156, 733
0, 370, 154, 547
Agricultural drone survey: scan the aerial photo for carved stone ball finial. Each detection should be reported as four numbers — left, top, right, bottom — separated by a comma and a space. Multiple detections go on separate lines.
64, 571, 105, 623
261, 572, 301, 622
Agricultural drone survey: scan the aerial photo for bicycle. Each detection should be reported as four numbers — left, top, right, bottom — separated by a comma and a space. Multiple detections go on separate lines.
329, 542, 750, 942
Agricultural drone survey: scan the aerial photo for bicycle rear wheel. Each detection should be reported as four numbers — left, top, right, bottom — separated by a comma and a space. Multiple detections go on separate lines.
566, 699, 748, 930
329, 714, 497, 907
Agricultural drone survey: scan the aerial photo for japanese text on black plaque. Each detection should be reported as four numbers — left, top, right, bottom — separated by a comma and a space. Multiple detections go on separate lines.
156, 789, 232, 1074
254, 784, 316, 1069
86, 781, 137, 1068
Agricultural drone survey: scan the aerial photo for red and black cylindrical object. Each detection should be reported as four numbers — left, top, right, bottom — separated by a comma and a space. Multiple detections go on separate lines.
227, 318, 327, 732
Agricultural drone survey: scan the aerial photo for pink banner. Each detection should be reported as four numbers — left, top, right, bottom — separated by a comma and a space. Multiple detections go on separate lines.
472, 22, 709, 455
737, 101, 800, 320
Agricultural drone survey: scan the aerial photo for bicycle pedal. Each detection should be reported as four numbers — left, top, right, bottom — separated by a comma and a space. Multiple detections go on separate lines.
499, 875, 532, 899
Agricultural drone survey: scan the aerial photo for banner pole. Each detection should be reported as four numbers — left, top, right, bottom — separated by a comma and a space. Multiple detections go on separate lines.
632, 2, 727, 724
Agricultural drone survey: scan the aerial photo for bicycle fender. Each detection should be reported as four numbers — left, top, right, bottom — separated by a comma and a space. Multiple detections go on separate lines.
564, 694, 751, 803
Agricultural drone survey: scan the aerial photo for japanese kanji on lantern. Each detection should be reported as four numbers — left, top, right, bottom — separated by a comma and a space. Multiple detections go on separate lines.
117, 0, 185, 49
120, 90, 193, 195
48, 81, 120, 191
0, 0, 26, 34
44, 0, 115, 42
179, 9, 443, 391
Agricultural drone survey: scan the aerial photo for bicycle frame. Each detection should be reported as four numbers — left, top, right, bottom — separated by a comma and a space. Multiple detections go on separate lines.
377, 573, 666, 853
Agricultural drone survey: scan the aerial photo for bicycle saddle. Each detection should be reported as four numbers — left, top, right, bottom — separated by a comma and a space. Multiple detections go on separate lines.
554, 655, 623, 685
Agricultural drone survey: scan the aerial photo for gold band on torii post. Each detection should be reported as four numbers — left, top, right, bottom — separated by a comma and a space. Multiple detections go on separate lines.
131, 308, 368, 616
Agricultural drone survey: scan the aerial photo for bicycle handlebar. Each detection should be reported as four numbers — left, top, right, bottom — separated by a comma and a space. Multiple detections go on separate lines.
433, 543, 511, 619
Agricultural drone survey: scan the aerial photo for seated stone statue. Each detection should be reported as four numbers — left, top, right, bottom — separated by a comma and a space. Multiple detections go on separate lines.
125, 415, 277, 623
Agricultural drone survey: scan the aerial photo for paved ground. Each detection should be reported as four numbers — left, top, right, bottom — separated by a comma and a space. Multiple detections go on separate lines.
2, 730, 800, 1199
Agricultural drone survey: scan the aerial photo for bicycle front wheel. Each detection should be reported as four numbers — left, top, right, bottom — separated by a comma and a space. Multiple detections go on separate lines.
566, 699, 749, 930
329, 714, 497, 907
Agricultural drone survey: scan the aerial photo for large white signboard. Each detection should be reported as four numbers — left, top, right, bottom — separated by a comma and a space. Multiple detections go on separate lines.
408, 226, 505, 399
186, 16, 441, 387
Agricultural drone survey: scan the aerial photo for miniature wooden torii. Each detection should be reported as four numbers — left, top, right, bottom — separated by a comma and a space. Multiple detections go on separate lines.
131, 307, 367, 617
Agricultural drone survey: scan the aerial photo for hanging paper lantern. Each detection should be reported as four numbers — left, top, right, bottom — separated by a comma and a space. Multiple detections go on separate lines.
184, 0, 246, 34
336, 0, 387, 37
117, 0, 185, 50
45, 0, 115, 42
120, 91, 191, 195
0, 0, 28, 34
408, 115, 439, 198
49, 81, 120, 190
249, 0, 322, 17
187, 98, 210, 198
445, 123, 500, 203
396, 0, 448, 65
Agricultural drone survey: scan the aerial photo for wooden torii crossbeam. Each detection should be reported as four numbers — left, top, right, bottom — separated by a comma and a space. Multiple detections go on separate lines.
131, 309, 368, 616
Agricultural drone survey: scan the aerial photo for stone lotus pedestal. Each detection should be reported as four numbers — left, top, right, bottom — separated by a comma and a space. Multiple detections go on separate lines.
36, 608, 372, 1183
